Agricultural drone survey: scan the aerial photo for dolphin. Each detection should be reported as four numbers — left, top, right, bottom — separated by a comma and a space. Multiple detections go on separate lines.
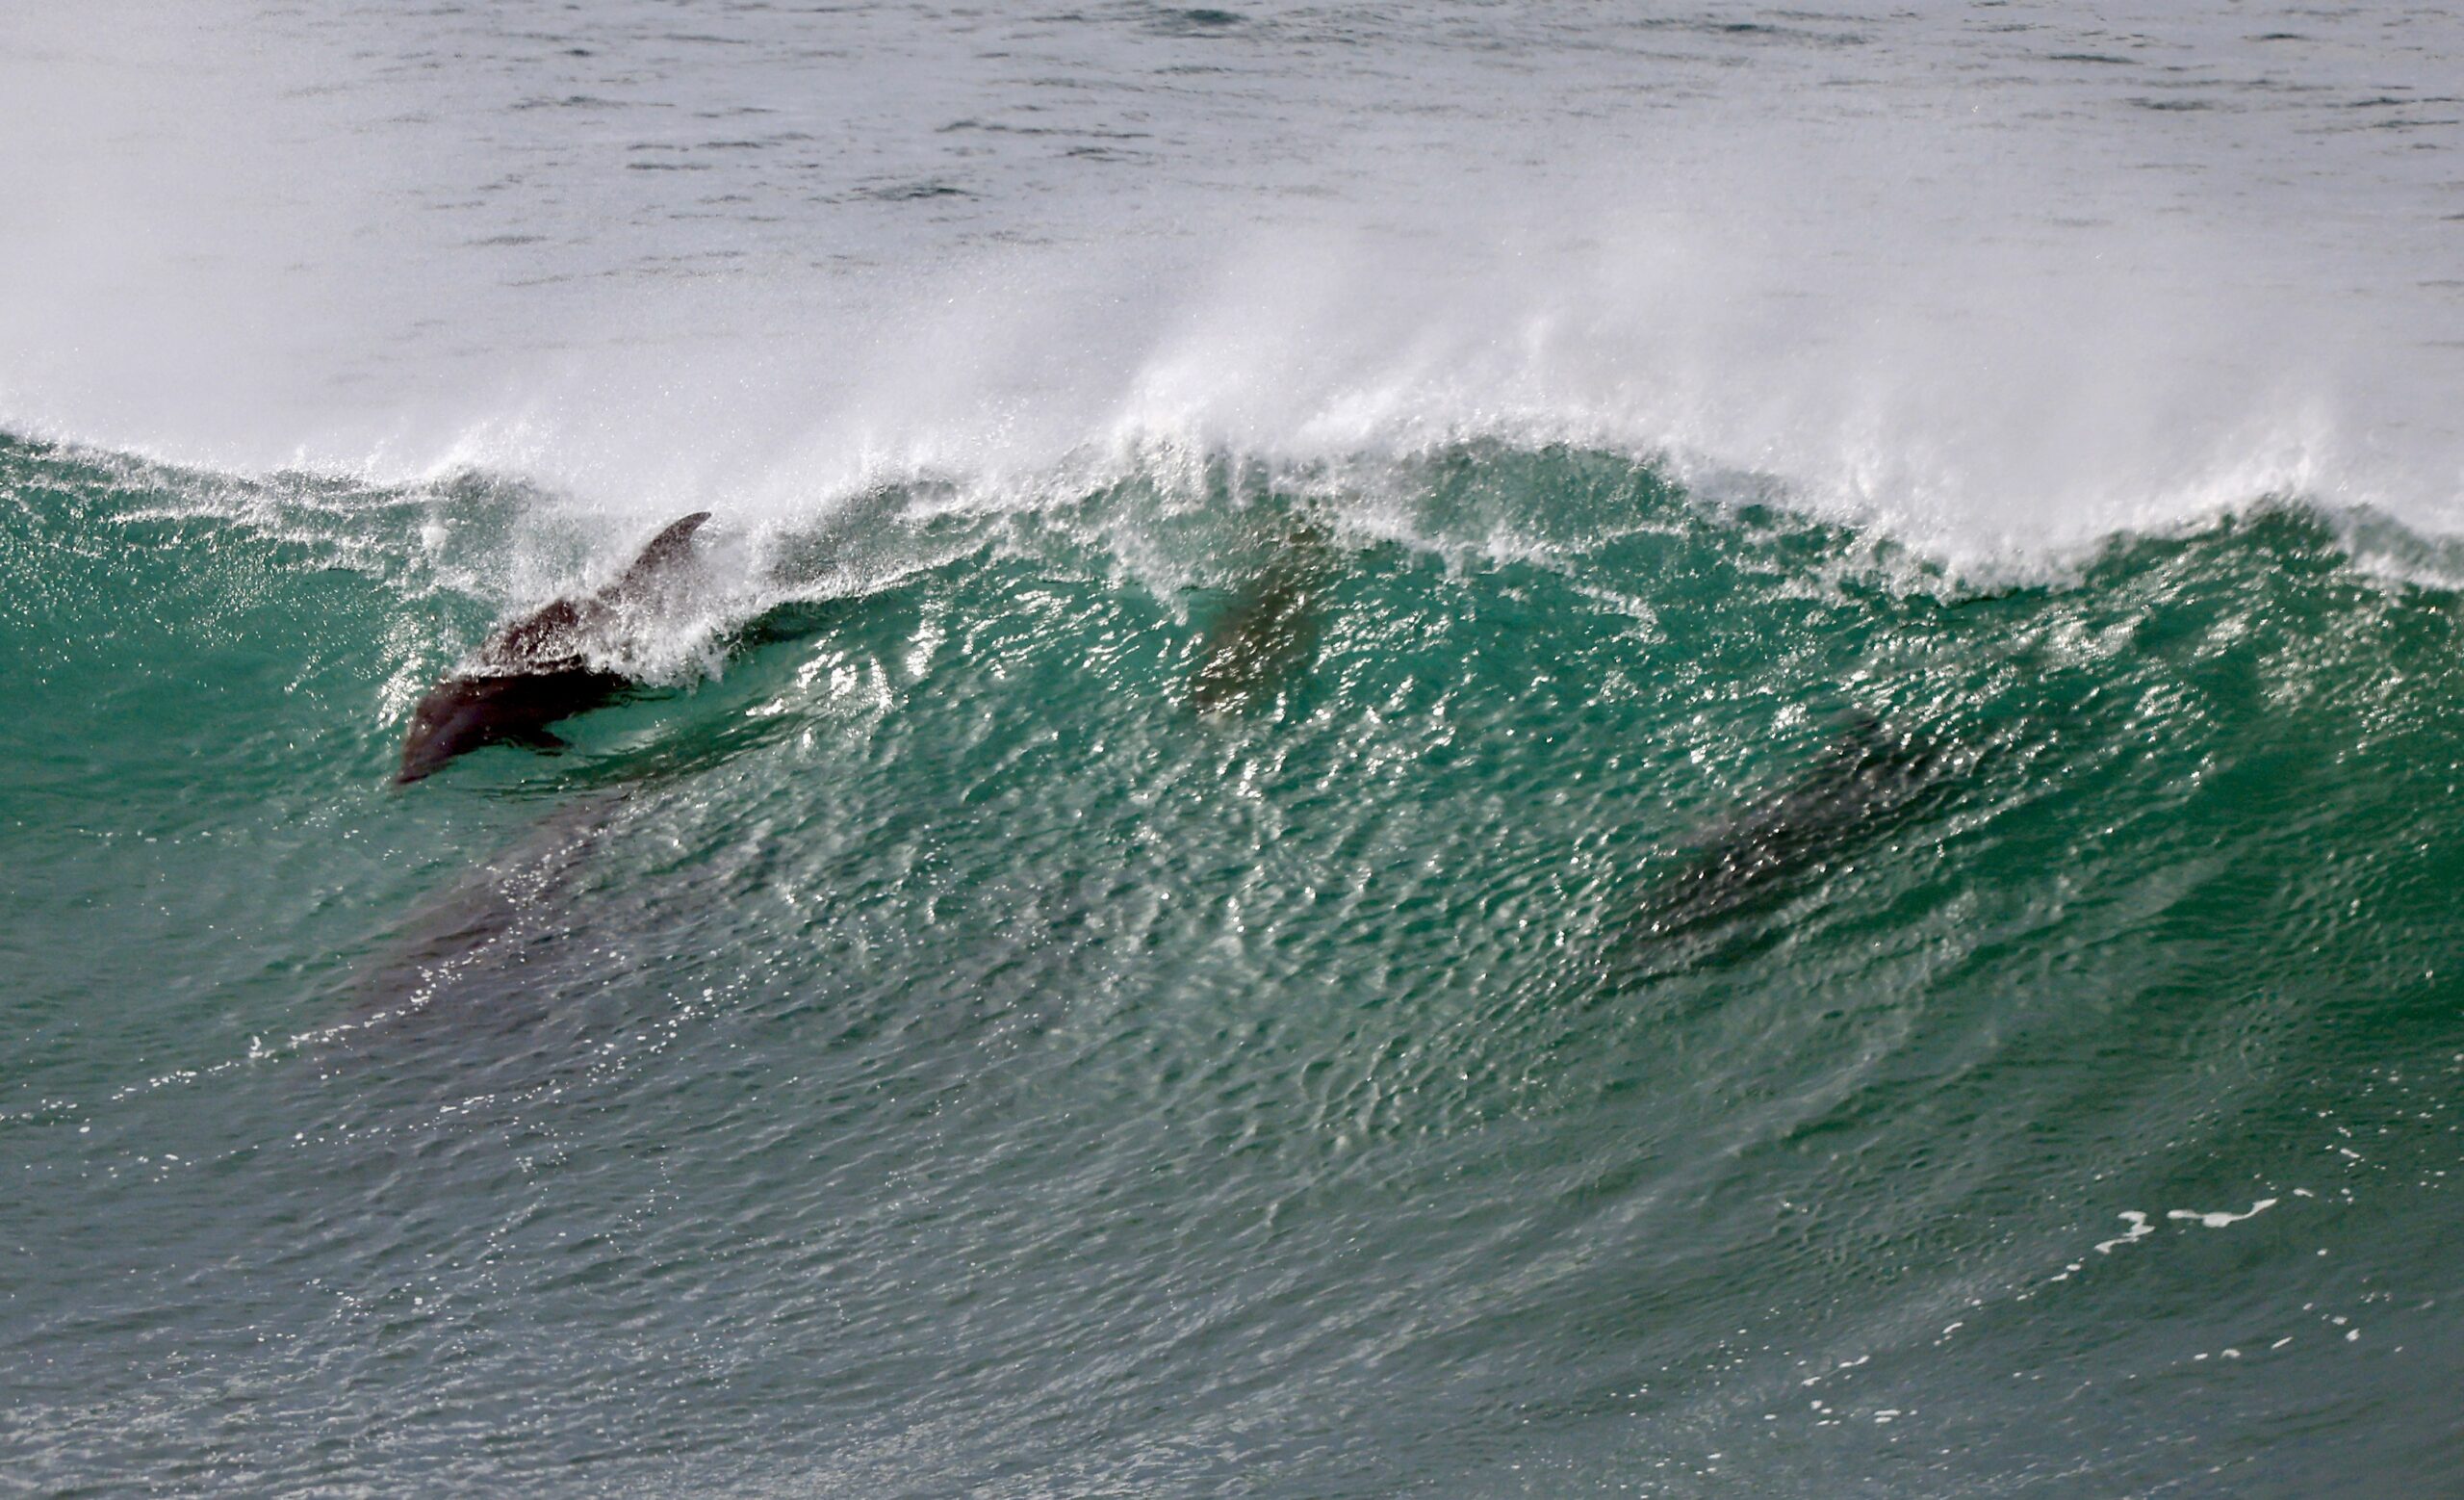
1187, 514, 1337, 714
397, 511, 712, 783
1622, 710, 1954, 964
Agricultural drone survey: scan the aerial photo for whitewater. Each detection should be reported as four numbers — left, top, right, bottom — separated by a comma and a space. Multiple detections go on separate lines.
4, 2, 2462, 1494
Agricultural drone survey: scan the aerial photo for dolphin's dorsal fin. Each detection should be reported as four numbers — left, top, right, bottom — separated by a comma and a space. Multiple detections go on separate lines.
607, 511, 713, 598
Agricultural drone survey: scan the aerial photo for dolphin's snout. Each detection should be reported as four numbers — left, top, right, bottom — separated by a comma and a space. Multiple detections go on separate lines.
398, 694, 483, 783
398, 679, 515, 783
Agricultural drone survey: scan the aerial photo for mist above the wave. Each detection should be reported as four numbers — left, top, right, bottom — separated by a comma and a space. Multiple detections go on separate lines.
1, 1, 2450, 564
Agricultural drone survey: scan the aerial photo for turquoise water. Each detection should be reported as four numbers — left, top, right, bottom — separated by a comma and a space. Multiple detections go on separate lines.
6, 431, 2460, 1493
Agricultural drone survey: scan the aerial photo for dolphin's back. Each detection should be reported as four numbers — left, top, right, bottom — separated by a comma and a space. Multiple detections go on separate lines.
477, 511, 714, 672
485, 598, 588, 671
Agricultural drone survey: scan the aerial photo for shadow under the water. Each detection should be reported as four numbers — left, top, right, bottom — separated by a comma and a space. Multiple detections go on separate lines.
338, 791, 639, 1047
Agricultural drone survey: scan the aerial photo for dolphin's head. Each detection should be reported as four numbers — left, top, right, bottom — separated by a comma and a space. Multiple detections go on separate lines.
397, 677, 511, 783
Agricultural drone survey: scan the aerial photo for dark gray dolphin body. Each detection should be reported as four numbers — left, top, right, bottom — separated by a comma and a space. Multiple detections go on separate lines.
398, 511, 712, 783
1624, 711, 1953, 961
1187, 516, 1337, 714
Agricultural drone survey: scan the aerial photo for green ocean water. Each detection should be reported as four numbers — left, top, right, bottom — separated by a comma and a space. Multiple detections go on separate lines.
4, 429, 2462, 1494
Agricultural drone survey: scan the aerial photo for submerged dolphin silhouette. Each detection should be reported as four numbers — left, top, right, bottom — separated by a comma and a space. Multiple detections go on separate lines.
1187, 515, 1337, 714
342, 789, 637, 1042
397, 512, 712, 783
1624, 710, 1953, 960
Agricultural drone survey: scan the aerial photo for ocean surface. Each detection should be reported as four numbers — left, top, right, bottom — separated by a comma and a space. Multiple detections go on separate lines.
5, 3, 2464, 1494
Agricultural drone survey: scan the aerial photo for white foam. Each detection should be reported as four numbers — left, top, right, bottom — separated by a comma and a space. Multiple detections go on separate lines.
2168, 1200, 2278, 1229
4, 2, 2460, 570
2095, 1210, 2154, 1254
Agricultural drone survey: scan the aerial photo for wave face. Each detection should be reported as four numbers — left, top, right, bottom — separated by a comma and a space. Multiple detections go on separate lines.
8, 2, 2464, 1493
6, 433, 2464, 1494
